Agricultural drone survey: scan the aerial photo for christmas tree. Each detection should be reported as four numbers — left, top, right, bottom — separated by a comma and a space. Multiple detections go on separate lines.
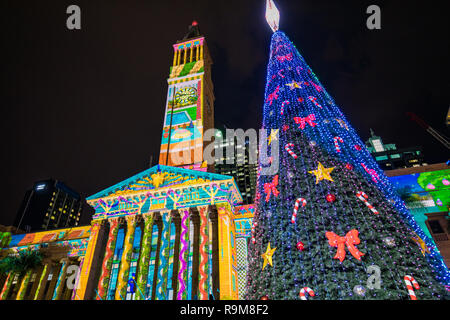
245, 9, 449, 300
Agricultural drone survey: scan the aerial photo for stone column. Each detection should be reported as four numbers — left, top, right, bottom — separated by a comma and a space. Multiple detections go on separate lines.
135, 212, 154, 300
155, 211, 172, 300
172, 49, 177, 66
96, 217, 120, 300
115, 215, 138, 300
170, 211, 181, 300
190, 208, 201, 300
16, 269, 33, 300
52, 258, 69, 300
45, 263, 62, 300
34, 264, 51, 300
197, 206, 210, 300
209, 205, 220, 300
28, 265, 45, 300
176, 209, 190, 300
0, 272, 14, 300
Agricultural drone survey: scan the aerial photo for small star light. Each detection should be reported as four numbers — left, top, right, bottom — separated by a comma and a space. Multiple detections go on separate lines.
285, 81, 302, 90
265, 0, 280, 33
308, 162, 335, 184
411, 232, 430, 256
268, 129, 279, 146
262, 242, 276, 270
383, 237, 396, 247
353, 285, 366, 297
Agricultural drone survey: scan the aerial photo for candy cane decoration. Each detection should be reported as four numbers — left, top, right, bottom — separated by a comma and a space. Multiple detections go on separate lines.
308, 96, 322, 109
285, 143, 298, 159
404, 275, 420, 300
356, 191, 379, 215
291, 198, 307, 223
281, 100, 289, 115
299, 287, 315, 300
278, 69, 285, 78
251, 222, 257, 244
333, 136, 344, 153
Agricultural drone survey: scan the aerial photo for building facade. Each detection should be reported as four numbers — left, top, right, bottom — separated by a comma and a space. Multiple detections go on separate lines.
0, 226, 90, 300
386, 163, 450, 268
13, 179, 84, 233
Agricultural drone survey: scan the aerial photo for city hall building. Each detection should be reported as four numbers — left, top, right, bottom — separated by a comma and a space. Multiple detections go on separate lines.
0, 23, 255, 301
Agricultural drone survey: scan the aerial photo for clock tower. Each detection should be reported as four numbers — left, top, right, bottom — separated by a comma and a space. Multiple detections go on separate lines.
159, 22, 215, 172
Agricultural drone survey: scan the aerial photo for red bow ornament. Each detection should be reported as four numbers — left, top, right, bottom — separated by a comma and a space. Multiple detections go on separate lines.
266, 86, 280, 106
276, 52, 293, 62
294, 114, 317, 130
325, 229, 365, 262
264, 175, 280, 202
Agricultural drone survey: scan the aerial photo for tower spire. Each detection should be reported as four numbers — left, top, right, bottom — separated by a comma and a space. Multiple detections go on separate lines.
265, 0, 280, 32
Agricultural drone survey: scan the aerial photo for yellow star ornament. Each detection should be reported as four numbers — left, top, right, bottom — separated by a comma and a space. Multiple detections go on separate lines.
262, 242, 276, 270
308, 162, 335, 184
268, 129, 279, 146
285, 81, 302, 90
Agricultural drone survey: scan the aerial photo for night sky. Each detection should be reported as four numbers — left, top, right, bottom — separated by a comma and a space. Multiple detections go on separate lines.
2, 0, 449, 227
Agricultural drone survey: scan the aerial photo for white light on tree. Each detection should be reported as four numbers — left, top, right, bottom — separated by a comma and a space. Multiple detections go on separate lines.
265, 0, 280, 32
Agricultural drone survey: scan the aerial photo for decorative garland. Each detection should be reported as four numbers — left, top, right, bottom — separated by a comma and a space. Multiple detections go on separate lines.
156, 213, 171, 300
135, 214, 154, 300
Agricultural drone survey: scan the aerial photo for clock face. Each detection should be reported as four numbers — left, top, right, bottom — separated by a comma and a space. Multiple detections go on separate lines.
174, 87, 197, 106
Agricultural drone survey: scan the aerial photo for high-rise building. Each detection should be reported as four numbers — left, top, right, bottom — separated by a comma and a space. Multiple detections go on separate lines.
158, 22, 215, 172
214, 127, 257, 205
13, 179, 83, 232
365, 128, 426, 170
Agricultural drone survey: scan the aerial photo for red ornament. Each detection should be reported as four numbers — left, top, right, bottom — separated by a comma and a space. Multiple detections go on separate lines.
354, 145, 362, 151
345, 163, 354, 170
261, 295, 269, 300
296, 241, 305, 251
282, 124, 289, 132
326, 194, 336, 203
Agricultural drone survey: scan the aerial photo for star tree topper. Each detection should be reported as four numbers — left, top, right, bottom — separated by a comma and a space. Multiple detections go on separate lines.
308, 162, 335, 184
262, 242, 276, 270
265, 0, 280, 32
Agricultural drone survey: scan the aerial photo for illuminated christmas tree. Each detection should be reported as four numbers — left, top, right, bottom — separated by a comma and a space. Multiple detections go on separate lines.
245, 2, 449, 300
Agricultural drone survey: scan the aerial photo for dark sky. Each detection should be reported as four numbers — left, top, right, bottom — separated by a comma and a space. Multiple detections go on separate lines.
2, 0, 449, 227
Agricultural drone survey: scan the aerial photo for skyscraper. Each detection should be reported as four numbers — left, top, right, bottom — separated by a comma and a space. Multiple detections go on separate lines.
13, 179, 83, 232
214, 127, 257, 205
365, 129, 425, 169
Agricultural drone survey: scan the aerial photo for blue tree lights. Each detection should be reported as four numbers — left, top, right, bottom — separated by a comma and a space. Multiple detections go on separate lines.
245, 30, 449, 300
